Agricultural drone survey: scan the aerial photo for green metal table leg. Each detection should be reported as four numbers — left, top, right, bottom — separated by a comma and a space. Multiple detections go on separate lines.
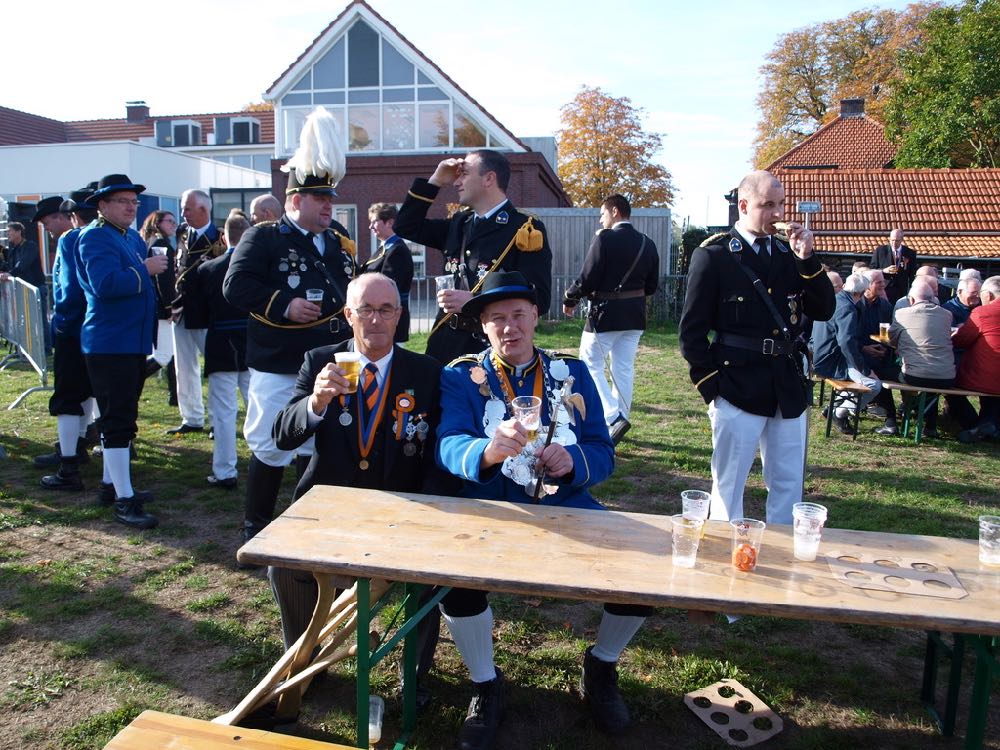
356, 578, 371, 749
400, 584, 420, 743
965, 635, 998, 750
914, 392, 926, 444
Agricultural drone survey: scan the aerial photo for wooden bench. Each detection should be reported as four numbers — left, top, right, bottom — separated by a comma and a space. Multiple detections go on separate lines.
816, 378, 872, 439
880, 381, 993, 444
104, 710, 357, 749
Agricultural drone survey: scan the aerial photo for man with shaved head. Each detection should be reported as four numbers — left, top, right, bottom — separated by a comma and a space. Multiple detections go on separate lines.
249, 194, 282, 225
680, 170, 835, 524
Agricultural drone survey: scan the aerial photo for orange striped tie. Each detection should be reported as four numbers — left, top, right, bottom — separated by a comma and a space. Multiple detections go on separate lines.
362, 363, 379, 412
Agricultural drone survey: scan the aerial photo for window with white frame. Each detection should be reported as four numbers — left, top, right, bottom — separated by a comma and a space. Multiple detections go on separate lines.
156, 119, 202, 147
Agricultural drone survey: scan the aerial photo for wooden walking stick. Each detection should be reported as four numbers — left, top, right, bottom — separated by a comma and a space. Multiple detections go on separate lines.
531, 375, 585, 500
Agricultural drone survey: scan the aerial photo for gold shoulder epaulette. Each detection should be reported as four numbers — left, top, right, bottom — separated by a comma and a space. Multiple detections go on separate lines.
515, 216, 544, 252
334, 231, 356, 257
446, 355, 479, 368
700, 232, 728, 248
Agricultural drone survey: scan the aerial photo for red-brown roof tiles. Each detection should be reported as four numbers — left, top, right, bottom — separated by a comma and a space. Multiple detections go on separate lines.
64, 110, 275, 145
766, 115, 896, 170
814, 234, 1000, 259
0, 105, 67, 145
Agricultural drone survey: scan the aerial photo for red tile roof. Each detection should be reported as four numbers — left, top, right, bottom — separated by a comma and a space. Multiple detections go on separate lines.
64, 110, 275, 145
766, 114, 896, 170
777, 168, 1000, 259
0, 105, 67, 145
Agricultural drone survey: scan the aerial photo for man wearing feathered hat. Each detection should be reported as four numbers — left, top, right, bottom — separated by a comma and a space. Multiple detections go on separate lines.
76, 174, 169, 529
223, 107, 356, 546
394, 149, 553, 365
435, 271, 648, 748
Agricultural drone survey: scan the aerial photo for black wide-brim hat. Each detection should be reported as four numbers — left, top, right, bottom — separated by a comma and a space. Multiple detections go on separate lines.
31, 196, 66, 222
461, 270, 537, 318
85, 174, 146, 206
285, 170, 337, 197
61, 183, 98, 214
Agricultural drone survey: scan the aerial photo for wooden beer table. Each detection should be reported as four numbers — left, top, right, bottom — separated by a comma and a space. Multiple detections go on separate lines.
224, 486, 1000, 749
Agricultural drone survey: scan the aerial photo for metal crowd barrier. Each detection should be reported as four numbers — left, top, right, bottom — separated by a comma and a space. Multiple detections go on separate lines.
0, 276, 51, 409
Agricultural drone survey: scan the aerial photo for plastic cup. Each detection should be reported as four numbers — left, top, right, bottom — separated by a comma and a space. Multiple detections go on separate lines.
879, 322, 890, 341
151, 246, 167, 257
730, 518, 766, 572
368, 694, 384, 745
792, 502, 828, 561
681, 490, 711, 538
334, 351, 362, 391
305, 288, 324, 303
511, 395, 542, 442
670, 513, 704, 568
434, 274, 455, 293
980, 515, 1000, 567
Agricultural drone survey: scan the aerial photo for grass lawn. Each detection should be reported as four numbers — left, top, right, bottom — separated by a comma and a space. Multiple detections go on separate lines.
0, 320, 997, 750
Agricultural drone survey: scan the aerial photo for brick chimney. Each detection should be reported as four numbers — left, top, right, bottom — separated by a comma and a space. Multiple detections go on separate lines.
840, 98, 865, 118
126, 101, 150, 123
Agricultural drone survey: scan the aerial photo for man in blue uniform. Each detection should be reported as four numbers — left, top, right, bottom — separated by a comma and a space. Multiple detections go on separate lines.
224, 107, 356, 544
394, 150, 553, 364
436, 271, 650, 749
679, 170, 835, 525
77, 174, 169, 529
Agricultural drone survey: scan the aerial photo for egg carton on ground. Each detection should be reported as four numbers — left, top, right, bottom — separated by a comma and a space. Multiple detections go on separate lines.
684, 678, 783, 747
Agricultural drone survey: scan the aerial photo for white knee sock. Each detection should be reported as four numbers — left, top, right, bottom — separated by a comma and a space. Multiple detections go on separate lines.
591, 612, 645, 663
442, 607, 496, 683
86, 397, 99, 421
57, 416, 79, 458
101, 442, 112, 484
77, 413, 88, 439
103, 448, 133, 499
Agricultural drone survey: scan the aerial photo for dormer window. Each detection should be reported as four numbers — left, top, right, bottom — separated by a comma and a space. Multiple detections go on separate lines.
156, 119, 202, 147
215, 116, 261, 145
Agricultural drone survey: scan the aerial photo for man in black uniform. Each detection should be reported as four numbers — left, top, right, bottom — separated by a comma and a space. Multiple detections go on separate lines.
562, 194, 659, 444
168, 189, 225, 435
394, 149, 552, 364
223, 106, 355, 544
870, 228, 916, 305
363, 202, 413, 343
679, 170, 835, 525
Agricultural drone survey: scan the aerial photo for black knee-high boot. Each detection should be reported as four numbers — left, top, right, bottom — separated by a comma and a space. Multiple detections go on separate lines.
243, 454, 285, 541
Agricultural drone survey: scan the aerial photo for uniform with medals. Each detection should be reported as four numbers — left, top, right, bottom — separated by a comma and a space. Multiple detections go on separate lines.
361, 233, 413, 342
395, 177, 553, 364
679, 227, 835, 523
437, 348, 612, 508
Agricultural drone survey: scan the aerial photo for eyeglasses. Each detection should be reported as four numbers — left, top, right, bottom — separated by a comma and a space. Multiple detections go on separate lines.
107, 198, 140, 207
353, 305, 400, 320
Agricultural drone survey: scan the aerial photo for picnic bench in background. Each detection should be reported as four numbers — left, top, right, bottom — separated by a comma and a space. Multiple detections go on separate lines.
881, 380, 994, 444
227, 487, 998, 749
815, 377, 872, 439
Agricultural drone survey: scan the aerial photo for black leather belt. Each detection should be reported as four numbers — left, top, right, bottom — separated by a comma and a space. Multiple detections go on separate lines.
592, 289, 645, 300
716, 332, 795, 356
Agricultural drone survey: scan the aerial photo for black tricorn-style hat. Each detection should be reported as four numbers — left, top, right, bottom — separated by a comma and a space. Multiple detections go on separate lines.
84, 174, 146, 206
31, 196, 66, 222
461, 270, 538, 318
60, 183, 98, 214
285, 170, 337, 197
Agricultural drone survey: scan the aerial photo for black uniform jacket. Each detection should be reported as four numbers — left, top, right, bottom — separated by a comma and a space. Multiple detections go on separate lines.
173, 223, 225, 329
362, 235, 413, 343
189, 250, 247, 376
147, 236, 177, 321
4, 240, 46, 289
394, 178, 553, 363
678, 229, 835, 418
223, 215, 355, 375
870, 243, 917, 303
273, 341, 459, 500
564, 222, 659, 333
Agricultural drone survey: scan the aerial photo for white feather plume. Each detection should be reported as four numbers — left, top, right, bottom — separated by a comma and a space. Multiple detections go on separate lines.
281, 107, 346, 187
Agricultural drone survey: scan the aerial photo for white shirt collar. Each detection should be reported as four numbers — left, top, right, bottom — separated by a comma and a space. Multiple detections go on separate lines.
734, 222, 769, 252
476, 199, 509, 222
286, 215, 325, 255
357, 348, 393, 387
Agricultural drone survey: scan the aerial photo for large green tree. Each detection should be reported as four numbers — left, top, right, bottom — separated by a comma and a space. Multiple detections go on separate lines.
885, 0, 1000, 167
753, 5, 935, 168
557, 86, 674, 208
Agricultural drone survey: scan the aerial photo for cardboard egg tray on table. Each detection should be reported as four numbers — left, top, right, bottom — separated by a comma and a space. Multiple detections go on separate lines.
825, 551, 968, 599
684, 678, 783, 747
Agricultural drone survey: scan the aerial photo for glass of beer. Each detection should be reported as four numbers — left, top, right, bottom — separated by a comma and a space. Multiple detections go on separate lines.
512, 396, 542, 442
334, 351, 362, 391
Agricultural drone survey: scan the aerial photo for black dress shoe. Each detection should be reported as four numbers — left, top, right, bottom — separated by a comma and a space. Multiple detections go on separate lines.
833, 415, 856, 435
99, 484, 154, 507
581, 647, 630, 735
207, 475, 237, 489
113, 496, 158, 530
609, 415, 632, 446
41, 470, 84, 491
922, 427, 940, 439
34, 437, 89, 468
165, 424, 203, 435
874, 422, 898, 436
458, 669, 504, 750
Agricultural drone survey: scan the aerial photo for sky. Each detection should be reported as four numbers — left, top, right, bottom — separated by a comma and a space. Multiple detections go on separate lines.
4, 0, 921, 227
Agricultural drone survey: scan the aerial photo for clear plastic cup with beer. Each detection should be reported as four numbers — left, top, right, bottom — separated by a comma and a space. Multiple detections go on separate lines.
511, 396, 542, 443
334, 351, 362, 391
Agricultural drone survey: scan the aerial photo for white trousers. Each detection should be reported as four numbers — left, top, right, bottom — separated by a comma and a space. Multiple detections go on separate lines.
172, 322, 206, 427
579, 329, 643, 424
707, 396, 807, 525
151, 319, 175, 367
244, 368, 314, 467
208, 370, 250, 480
